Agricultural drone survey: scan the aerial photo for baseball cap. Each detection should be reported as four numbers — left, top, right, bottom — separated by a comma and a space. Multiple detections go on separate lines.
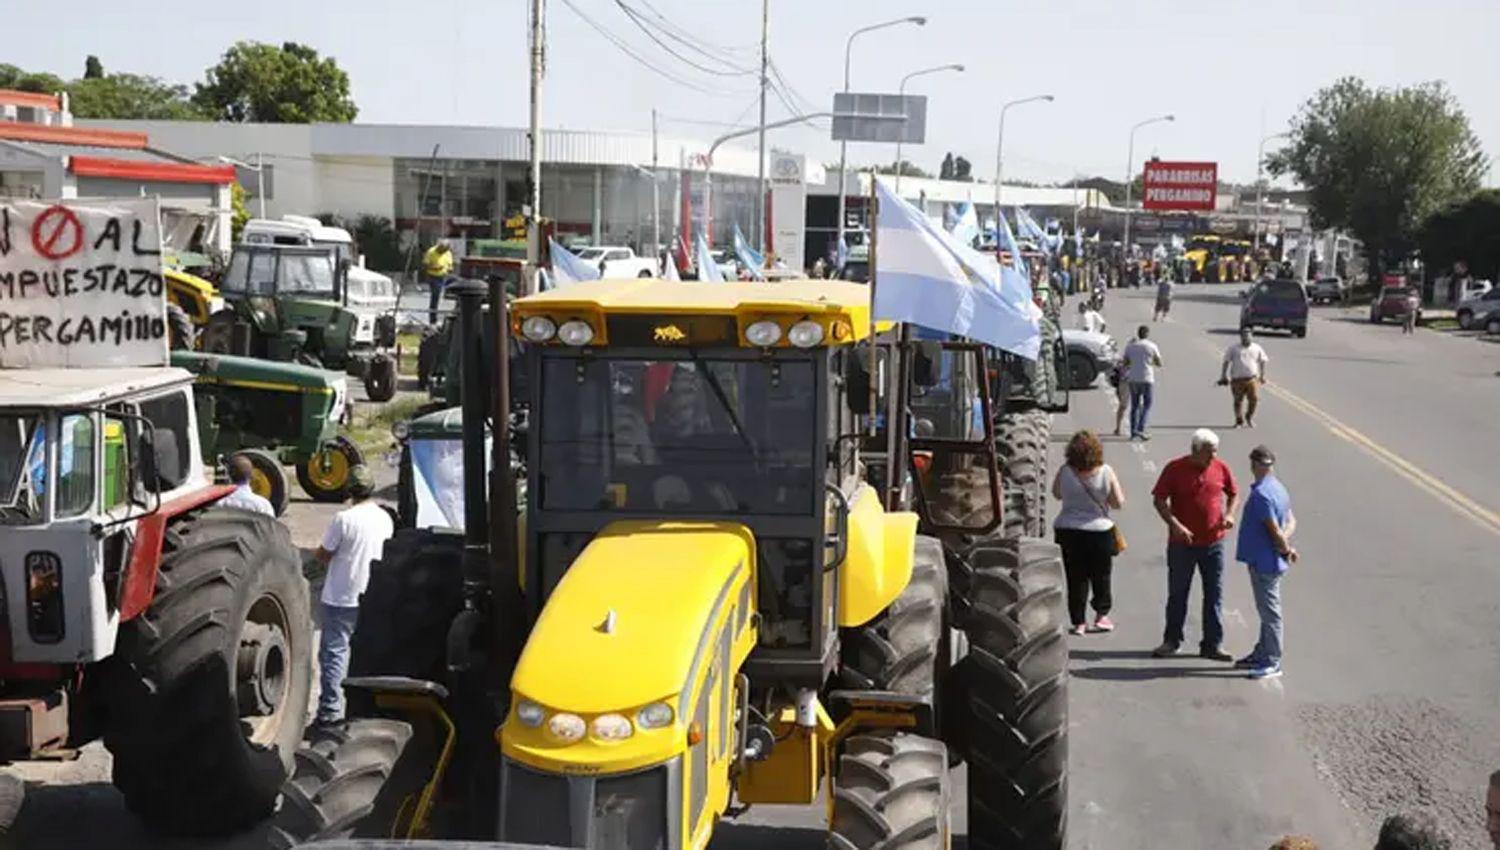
1249, 445, 1276, 465
348, 464, 376, 497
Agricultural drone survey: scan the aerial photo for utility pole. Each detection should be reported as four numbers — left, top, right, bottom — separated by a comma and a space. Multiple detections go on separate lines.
651, 109, 661, 268
254, 152, 266, 219
526, 0, 545, 295
755, 0, 769, 253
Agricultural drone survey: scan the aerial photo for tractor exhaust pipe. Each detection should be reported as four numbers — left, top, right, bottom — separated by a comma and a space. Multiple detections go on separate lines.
446, 279, 491, 676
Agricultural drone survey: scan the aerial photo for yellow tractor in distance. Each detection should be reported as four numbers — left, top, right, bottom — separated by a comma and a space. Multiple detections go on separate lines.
271, 278, 1069, 850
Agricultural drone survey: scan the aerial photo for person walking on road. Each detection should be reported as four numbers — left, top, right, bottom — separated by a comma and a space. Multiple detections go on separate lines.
423, 241, 455, 324
1234, 445, 1297, 680
218, 455, 275, 516
1053, 430, 1126, 635
1077, 299, 1107, 334
1111, 358, 1130, 437
1402, 288, 1421, 335
1221, 328, 1270, 428
1122, 325, 1163, 440
1151, 428, 1239, 661
1154, 274, 1175, 321
312, 465, 393, 725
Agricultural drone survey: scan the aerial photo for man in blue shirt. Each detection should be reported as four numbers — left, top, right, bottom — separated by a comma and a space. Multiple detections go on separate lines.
1235, 445, 1298, 680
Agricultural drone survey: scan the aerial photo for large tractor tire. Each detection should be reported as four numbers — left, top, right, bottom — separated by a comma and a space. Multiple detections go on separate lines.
349, 530, 465, 682
105, 509, 312, 836
364, 354, 399, 403
297, 437, 365, 503
166, 302, 197, 351
231, 447, 290, 517
837, 535, 945, 698
995, 410, 1049, 540
267, 719, 413, 849
201, 309, 241, 356
956, 537, 1068, 850
829, 731, 951, 850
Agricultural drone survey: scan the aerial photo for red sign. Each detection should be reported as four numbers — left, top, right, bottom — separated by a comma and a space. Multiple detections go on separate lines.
30, 204, 84, 261
1141, 161, 1218, 211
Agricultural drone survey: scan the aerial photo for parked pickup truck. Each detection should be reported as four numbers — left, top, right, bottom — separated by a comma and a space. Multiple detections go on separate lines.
572, 245, 658, 278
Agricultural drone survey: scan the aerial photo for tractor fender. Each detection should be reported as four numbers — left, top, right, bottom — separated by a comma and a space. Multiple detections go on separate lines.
837, 484, 918, 629
118, 484, 234, 621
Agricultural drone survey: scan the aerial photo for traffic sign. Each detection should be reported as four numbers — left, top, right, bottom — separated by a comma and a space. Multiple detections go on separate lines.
831, 93, 927, 144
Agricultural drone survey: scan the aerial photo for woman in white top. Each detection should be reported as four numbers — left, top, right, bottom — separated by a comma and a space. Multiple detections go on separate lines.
1052, 430, 1126, 635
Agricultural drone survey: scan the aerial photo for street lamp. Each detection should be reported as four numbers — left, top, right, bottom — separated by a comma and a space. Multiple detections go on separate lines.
893, 63, 965, 193
1253, 131, 1291, 252
836, 15, 927, 249
213, 154, 267, 218
1121, 113, 1175, 255
993, 94, 1055, 235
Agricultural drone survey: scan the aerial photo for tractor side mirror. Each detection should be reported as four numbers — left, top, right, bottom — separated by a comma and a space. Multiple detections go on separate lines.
843, 347, 872, 416
911, 341, 942, 387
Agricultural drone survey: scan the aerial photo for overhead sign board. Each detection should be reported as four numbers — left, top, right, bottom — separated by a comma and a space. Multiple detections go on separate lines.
0, 198, 168, 368
831, 93, 927, 144
1142, 161, 1218, 211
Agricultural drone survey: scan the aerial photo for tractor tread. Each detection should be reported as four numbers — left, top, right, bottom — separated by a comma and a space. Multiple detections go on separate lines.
829, 731, 950, 850
268, 719, 413, 849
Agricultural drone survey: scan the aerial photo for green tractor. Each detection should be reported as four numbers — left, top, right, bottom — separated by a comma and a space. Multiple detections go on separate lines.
171, 350, 365, 513
202, 242, 400, 402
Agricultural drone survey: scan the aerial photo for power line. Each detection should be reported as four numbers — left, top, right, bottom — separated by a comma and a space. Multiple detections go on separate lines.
631, 0, 759, 59
556, 0, 751, 97
614, 0, 757, 77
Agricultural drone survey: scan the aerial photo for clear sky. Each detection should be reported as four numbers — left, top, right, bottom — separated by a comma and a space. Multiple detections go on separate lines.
8, 0, 1498, 185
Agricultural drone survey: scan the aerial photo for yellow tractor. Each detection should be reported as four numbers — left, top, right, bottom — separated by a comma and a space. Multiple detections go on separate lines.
269, 278, 1069, 850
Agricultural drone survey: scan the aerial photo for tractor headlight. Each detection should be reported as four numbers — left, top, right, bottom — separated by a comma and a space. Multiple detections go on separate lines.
516, 699, 546, 728
547, 712, 586, 743
744, 320, 782, 347
636, 702, 674, 730
521, 315, 557, 342
391, 420, 410, 441
591, 713, 634, 742
788, 320, 824, 348
557, 320, 595, 346
25, 551, 64, 644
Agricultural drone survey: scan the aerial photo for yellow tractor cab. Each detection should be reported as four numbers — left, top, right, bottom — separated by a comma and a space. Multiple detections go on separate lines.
289, 276, 1069, 850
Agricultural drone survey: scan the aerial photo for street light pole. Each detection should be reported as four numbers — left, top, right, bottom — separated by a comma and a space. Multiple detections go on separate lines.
651, 108, 661, 263
993, 93, 1054, 236
836, 16, 926, 252
893, 63, 964, 194
1253, 131, 1291, 253
754, 0, 769, 253
1121, 113, 1175, 257
526, 0, 545, 295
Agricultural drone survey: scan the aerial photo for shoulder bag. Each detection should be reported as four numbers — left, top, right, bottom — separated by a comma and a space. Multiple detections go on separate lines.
1075, 467, 1126, 555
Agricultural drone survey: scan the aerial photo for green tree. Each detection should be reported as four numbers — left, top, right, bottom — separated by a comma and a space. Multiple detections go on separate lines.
1267, 77, 1487, 276
69, 74, 203, 120
0, 63, 65, 95
952, 155, 973, 182
873, 160, 931, 179
84, 55, 104, 79
1417, 189, 1500, 281
230, 183, 250, 243
193, 41, 357, 123
939, 153, 956, 180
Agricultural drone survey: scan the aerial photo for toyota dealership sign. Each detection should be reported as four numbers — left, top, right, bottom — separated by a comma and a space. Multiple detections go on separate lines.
1141, 161, 1218, 211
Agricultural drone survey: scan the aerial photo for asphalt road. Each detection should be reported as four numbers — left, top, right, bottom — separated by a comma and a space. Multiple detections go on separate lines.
7, 284, 1499, 850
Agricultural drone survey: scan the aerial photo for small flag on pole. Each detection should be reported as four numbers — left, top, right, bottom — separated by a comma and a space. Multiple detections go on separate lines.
836, 234, 850, 271
549, 238, 601, 287
695, 232, 725, 283
872, 179, 1041, 359
733, 224, 764, 280
948, 201, 979, 246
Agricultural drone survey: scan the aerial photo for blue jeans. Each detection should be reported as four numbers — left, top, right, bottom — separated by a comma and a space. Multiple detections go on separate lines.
318, 602, 360, 722
1129, 381, 1155, 436
1248, 568, 1284, 666
1163, 542, 1225, 650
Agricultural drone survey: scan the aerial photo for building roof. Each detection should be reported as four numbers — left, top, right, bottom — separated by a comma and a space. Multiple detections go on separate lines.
0, 367, 194, 407
0, 121, 147, 149
0, 89, 62, 112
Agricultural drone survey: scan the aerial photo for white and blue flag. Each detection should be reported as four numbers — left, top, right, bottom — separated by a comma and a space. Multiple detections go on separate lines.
663, 250, 681, 281
948, 201, 980, 247
694, 232, 725, 282
994, 206, 1029, 281
835, 234, 849, 271
732, 224, 764, 280
549, 238, 601, 287
872, 179, 1041, 359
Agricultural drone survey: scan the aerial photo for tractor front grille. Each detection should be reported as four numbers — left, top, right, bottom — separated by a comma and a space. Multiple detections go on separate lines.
500, 758, 676, 850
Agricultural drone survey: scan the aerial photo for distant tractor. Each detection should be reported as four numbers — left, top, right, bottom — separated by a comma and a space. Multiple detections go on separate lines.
171, 350, 361, 512
0, 367, 312, 836
202, 218, 399, 402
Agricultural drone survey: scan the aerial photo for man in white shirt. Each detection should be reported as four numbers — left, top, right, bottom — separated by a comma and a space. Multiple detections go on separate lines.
217, 456, 275, 516
1076, 300, 1107, 334
1221, 328, 1270, 427
312, 465, 393, 724
1121, 325, 1164, 440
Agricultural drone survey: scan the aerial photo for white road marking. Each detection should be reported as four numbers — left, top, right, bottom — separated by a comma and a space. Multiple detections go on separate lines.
1223, 608, 1246, 628
1141, 459, 1158, 474
1130, 442, 1146, 454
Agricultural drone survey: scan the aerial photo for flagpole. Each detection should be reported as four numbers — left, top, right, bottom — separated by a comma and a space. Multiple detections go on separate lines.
866, 172, 879, 437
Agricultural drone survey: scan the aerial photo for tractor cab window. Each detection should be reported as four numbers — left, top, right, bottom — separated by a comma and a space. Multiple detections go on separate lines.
278, 253, 338, 297
55, 413, 96, 519
136, 391, 193, 491
222, 250, 278, 295
0, 414, 45, 523
538, 355, 816, 516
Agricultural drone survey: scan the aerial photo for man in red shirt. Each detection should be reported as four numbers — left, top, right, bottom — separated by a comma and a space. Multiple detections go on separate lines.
1151, 428, 1240, 660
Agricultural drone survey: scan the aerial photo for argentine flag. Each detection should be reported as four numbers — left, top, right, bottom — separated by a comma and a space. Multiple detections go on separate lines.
873, 179, 1041, 360
694, 232, 725, 282
733, 224, 764, 280
994, 206, 1029, 281
948, 201, 980, 247
835, 234, 849, 271
549, 238, 600, 287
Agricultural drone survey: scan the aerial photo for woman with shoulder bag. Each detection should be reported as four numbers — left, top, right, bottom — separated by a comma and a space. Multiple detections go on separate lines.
1053, 430, 1127, 635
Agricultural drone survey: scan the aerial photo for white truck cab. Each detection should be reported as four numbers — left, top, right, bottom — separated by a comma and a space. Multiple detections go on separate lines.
241, 216, 398, 343
569, 245, 659, 278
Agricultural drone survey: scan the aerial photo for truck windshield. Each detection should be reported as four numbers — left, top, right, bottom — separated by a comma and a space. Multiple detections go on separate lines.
537, 356, 816, 516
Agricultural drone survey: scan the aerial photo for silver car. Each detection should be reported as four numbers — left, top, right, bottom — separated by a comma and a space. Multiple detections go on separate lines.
1456, 285, 1500, 330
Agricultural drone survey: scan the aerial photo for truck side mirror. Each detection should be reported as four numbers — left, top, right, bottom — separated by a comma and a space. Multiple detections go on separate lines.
843, 348, 872, 416
911, 341, 942, 387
